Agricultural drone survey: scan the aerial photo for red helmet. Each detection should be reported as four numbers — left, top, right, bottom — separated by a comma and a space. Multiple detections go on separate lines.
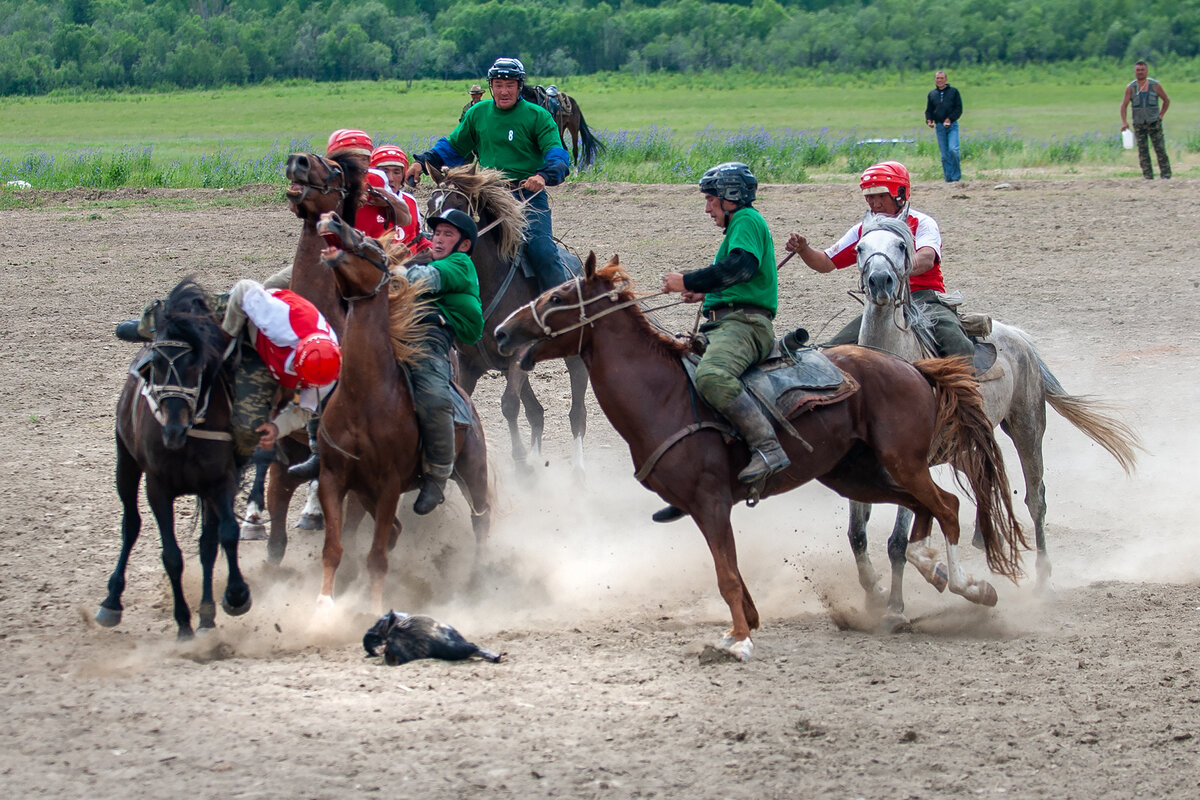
364, 169, 388, 191
293, 334, 341, 386
326, 128, 373, 158
370, 144, 409, 171
859, 161, 911, 204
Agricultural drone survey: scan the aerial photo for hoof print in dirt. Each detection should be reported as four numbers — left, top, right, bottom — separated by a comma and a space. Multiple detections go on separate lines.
363, 610, 501, 666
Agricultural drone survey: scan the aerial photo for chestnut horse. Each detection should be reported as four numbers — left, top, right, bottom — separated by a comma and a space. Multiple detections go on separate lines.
98, 278, 252, 638
313, 211, 491, 611
426, 164, 589, 474
495, 255, 1026, 661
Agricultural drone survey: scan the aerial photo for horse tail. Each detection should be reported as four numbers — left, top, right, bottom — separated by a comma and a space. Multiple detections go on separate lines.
1037, 357, 1142, 474
575, 111, 605, 170
915, 357, 1028, 582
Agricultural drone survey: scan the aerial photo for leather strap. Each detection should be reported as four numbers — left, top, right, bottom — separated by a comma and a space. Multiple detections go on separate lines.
633, 421, 733, 484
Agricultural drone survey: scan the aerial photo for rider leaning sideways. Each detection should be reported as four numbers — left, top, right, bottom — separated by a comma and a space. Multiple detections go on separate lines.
392, 208, 485, 515
406, 57, 571, 294
369, 144, 431, 254
661, 162, 791, 485
325, 129, 415, 236
785, 160, 973, 361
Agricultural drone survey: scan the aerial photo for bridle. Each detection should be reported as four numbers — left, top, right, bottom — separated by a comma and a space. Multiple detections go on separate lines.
289, 159, 348, 206
515, 277, 684, 354
858, 223, 915, 332
137, 338, 231, 440
331, 233, 392, 302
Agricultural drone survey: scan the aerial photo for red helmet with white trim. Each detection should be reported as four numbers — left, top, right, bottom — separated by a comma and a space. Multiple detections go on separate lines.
370, 144, 409, 171
326, 129, 373, 158
293, 334, 341, 387
859, 161, 910, 205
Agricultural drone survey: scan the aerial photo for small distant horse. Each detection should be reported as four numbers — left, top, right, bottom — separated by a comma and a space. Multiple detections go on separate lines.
313, 211, 491, 612
850, 214, 1141, 619
426, 164, 589, 473
496, 254, 1026, 661
98, 278, 252, 638
522, 85, 604, 169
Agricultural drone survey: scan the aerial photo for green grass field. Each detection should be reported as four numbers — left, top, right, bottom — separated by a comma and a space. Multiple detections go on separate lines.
1, 63, 1197, 187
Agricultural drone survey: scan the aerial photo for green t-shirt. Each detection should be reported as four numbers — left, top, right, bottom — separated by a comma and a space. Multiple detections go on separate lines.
447, 99, 562, 182
701, 207, 778, 316
427, 251, 484, 345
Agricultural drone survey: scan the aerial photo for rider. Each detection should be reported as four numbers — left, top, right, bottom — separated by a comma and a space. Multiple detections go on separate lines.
369, 144, 431, 255
661, 162, 791, 486
325, 129, 413, 234
784, 160, 973, 361
392, 208, 484, 514
405, 56, 571, 294
459, 84, 485, 122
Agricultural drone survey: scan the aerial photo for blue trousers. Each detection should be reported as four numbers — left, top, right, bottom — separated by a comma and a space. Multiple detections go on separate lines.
935, 121, 961, 182
517, 188, 569, 293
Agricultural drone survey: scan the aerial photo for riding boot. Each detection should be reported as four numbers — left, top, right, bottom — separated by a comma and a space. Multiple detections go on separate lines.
719, 390, 791, 484
287, 417, 322, 481
414, 462, 452, 516
115, 319, 150, 342
414, 410, 456, 516
651, 505, 686, 523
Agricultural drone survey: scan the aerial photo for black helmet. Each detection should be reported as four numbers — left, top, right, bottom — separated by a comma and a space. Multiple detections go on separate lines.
487, 57, 526, 85
699, 162, 757, 206
427, 208, 478, 254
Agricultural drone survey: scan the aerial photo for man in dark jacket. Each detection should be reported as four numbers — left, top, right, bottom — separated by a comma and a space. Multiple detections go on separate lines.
925, 70, 963, 182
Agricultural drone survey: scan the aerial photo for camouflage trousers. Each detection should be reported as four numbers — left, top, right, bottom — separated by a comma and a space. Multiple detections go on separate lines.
1133, 120, 1171, 179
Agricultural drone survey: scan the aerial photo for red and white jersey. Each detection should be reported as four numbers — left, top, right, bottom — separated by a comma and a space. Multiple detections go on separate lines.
355, 171, 428, 252
825, 208, 945, 293
240, 284, 338, 391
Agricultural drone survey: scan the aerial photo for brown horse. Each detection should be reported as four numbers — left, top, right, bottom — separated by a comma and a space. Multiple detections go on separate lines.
495, 255, 1027, 660
99, 278, 252, 638
313, 211, 491, 612
426, 164, 590, 474
522, 85, 604, 169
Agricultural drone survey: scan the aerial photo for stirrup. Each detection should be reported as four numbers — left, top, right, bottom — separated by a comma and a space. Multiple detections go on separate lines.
737, 448, 790, 485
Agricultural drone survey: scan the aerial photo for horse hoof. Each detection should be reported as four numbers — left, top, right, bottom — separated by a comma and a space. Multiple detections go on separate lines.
239, 522, 268, 541
197, 602, 217, 629
976, 582, 998, 607
177, 626, 195, 641
295, 513, 324, 531
931, 562, 949, 593
880, 612, 911, 634
94, 605, 122, 628
222, 589, 252, 617
315, 594, 335, 610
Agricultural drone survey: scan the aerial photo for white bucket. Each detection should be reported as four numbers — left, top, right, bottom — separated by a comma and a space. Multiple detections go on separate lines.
1122, 128, 1135, 150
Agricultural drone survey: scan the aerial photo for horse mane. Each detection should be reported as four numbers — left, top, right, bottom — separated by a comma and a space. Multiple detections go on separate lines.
595, 261, 691, 357
381, 234, 434, 367
159, 277, 227, 369
441, 165, 528, 263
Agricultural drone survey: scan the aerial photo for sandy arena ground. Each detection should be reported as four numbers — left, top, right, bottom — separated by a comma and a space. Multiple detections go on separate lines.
0, 178, 1198, 798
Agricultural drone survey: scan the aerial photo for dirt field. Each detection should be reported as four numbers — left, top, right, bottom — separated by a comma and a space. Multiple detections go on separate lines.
1, 178, 1198, 798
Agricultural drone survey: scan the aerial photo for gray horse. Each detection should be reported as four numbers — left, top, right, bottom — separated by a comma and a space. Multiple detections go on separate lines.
850, 213, 1141, 626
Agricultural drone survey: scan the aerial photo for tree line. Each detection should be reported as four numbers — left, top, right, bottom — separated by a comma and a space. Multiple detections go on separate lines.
1, 0, 1196, 96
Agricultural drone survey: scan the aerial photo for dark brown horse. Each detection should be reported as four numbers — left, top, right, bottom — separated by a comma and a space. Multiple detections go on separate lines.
495, 255, 1027, 660
313, 211, 491, 612
522, 85, 604, 169
98, 278, 252, 638
426, 164, 589, 474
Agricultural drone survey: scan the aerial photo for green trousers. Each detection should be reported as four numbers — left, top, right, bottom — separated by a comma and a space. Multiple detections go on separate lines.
694, 311, 776, 409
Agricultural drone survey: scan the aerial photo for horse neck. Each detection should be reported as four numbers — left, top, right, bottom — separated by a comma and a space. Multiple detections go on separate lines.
291, 218, 346, 336
859, 297, 926, 362
340, 293, 399, 391
473, 206, 529, 328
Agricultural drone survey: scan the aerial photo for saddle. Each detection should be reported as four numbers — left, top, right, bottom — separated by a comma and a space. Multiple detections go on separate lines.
516, 239, 584, 281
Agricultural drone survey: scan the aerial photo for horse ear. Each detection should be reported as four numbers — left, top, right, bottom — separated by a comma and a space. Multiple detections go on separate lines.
584, 251, 596, 278
466, 163, 477, 176
427, 162, 446, 185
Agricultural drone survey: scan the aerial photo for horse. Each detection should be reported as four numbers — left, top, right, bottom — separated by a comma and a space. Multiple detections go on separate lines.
522, 85, 604, 169
313, 211, 492, 612
495, 254, 1027, 661
97, 278, 252, 638
848, 214, 1141, 620
426, 163, 590, 474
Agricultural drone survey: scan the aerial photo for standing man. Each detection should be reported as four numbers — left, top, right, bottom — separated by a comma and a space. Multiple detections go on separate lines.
925, 70, 963, 183
460, 84, 484, 122
407, 57, 570, 293
1121, 60, 1172, 180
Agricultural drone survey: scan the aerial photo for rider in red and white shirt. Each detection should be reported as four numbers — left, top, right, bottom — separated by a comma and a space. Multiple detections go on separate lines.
784, 160, 973, 360
370, 144, 431, 254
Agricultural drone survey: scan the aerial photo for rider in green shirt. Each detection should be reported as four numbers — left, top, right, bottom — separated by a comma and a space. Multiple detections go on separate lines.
661, 162, 790, 491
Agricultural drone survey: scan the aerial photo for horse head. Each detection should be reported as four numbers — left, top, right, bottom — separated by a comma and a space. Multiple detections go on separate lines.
286, 152, 363, 223
496, 252, 626, 368
317, 211, 393, 300
426, 162, 477, 219
147, 278, 228, 450
857, 212, 914, 307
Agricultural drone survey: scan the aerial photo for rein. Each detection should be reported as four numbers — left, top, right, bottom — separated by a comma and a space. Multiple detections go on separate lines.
135, 340, 233, 441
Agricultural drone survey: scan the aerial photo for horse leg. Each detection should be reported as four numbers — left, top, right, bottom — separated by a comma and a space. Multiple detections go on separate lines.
902, 471, 998, 607
295, 479, 324, 530
145, 482, 192, 639
215, 484, 252, 617
365, 488, 404, 615
1001, 416, 1050, 591
196, 500, 220, 630
266, 463, 300, 564
97, 441, 142, 627
239, 447, 273, 540
518, 376, 546, 459
453, 423, 492, 582
316, 476, 347, 606
694, 499, 757, 661
846, 500, 887, 608
565, 355, 589, 480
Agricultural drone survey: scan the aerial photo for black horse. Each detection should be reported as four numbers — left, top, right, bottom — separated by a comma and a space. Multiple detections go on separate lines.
98, 278, 252, 638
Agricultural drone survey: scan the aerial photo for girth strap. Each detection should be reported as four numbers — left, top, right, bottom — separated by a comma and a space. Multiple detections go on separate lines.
633, 421, 733, 485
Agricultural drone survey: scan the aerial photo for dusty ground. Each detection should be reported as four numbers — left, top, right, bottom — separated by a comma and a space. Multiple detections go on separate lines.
1, 178, 1198, 798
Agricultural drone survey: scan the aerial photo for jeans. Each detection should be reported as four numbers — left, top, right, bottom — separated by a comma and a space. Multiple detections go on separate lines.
935, 121, 961, 182
517, 188, 569, 293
